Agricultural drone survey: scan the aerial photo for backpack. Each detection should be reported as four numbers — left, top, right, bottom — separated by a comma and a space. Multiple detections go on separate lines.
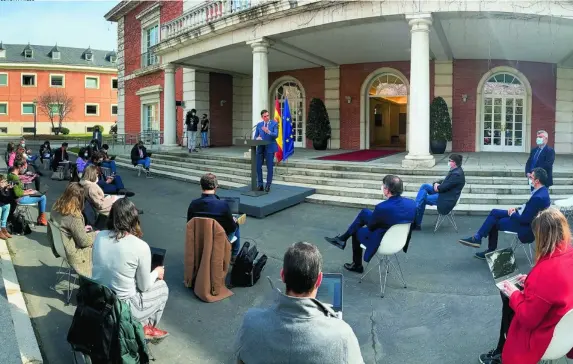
230, 241, 268, 287
9, 210, 31, 235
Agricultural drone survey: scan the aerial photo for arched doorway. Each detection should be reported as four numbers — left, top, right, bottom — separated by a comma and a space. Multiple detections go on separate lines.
476, 68, 532, 152
360, 69, 409, 150
270, 77, 306, 148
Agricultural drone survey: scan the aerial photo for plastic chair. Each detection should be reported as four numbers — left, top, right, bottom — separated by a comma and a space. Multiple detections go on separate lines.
503, 231, 534, 267
359, 223, 411, 297
540, 309, 573, 363
434, 209, 458, 233
554, 197, 573, 222
48, 219, 78, 304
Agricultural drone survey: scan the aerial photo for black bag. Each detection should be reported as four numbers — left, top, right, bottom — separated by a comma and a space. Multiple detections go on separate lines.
230, 241, 268, 287
10, 211, 32, 235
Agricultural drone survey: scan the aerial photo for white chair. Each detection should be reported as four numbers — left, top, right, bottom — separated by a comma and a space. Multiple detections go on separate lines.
434, 210, 458, 233
554, 197, 573, 222
135, 164, 143, 176
540, 309, 573, 363
48, 219, 77, 305
502, 231, 534, 267
359, 223, 411, 298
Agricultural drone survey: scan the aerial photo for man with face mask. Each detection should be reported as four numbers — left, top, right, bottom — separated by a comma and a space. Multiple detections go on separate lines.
324, 175, 416, 273
525, 130, 554, 190
413, 154, 466, 230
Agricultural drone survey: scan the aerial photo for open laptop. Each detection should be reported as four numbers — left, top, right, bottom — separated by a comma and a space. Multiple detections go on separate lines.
485, 248, 524, 296
222, 197, 240, 215
316, 273, 343, 318
150, 247, 166, 272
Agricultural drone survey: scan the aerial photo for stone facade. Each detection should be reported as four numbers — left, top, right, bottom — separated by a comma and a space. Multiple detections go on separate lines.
556, 67, 573, 154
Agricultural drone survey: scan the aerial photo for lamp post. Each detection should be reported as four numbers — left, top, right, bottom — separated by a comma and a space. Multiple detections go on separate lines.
32, 99, 37, 139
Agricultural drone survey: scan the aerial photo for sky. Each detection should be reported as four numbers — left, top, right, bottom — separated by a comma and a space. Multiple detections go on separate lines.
0, 0, 119, 51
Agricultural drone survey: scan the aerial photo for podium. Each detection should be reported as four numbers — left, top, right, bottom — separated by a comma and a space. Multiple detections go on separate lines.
236, 138, 272, 197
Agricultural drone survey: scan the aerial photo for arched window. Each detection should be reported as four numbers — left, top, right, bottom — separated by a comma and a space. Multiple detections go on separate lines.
369, 74, 408, 97
274, 80, 305, 147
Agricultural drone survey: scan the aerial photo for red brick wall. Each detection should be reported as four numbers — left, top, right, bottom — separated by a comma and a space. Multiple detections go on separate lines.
452, 60, 556, 152
269, 67, 325, 148
209, 72, 233, 146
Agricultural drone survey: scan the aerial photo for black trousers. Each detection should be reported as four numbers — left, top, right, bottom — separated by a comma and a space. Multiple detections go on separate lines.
497, 291, 515, 351
351, 234, 363, 267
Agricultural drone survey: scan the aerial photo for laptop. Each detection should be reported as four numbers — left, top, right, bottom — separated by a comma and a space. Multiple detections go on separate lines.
150, 247, 166, 272
485, 248, 524, 296
316, 273, 343, 318
222, 197, 240, 215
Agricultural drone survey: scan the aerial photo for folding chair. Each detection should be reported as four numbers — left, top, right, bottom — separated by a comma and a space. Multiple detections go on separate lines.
503, 231, 534, 267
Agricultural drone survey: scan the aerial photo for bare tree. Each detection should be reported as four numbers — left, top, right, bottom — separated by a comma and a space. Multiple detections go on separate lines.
37, 89, 74, 135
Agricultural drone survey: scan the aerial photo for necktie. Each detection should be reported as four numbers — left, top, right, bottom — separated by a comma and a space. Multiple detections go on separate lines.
532, 148, 541, 169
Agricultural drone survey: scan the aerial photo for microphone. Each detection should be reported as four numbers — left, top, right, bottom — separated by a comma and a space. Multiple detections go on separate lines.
243, 124, 258, 144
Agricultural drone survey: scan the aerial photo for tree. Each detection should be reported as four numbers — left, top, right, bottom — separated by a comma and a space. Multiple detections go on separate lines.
430, 96, 452, 141
306, 98, 331, 141
37, 89, 74, 135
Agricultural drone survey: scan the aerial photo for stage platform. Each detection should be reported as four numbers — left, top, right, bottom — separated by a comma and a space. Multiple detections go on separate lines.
217, 184, 315, 218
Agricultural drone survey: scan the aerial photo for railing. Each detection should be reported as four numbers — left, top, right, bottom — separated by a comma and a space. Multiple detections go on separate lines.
141, 50, 159, 68
161, 0, 256, 40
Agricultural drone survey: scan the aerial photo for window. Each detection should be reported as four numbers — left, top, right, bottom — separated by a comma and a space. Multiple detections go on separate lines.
50, 74, 64, 87
22, 103, 35, 114
50, 104, 61, 115
85, 76, 99, 89
0, 103, 7, 115
21, 74, 36, 86
85, 104, 99, 115
112, 78, 118, 89
24, 49, 33, 59
0, 73, 7, 86
22, 127, 35, 133
86, 127, 95, 133
52, 51, 61, 60
110, 56, 116, 63
85, 53, 93, 61
0, 127, 7, 134
142, 24, 159, 67
111, 105, 118, 115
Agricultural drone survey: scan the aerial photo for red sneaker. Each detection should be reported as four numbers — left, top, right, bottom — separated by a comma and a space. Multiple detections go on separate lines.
143, 325, 154, 340
151, 327, 169, 340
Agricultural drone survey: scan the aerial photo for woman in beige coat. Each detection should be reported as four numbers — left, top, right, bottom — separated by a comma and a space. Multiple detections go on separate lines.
80, 165, 119, 214
48, 183, 97, 277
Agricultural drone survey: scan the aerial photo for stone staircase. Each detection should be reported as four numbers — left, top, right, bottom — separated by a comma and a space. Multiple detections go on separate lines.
114, 152, 573, 215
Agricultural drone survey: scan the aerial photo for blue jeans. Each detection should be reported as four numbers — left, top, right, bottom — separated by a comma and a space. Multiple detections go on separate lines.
19, 195, 47, 214
227, 226, 241, 257
102, 160, 117, 174
0, 204, 9, 228
98, 174, 125, 194
201, 131, 208, 147
475, 209, 521, 251
415, 183, 439, 226
256, 151, 274, 187
137, 157, 151, 169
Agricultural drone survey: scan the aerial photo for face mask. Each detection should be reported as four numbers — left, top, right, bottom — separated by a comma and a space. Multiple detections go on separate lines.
528, 179, 534, 187
21, 143, 25, 148
536, 137, 544, 145
447, 161, 452, 169
84, 153, 88, 157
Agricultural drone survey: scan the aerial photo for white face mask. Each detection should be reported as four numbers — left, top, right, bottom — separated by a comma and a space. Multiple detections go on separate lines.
447, 161, 452, 169
536, 137, 544, 146
528, 179, 534, 187
84, 153, 88, 157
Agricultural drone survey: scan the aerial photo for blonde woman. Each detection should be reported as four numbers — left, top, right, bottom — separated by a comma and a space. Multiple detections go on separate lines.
479, 207, 573, 364
80, 165, 119, 215
48, 183, 97, 277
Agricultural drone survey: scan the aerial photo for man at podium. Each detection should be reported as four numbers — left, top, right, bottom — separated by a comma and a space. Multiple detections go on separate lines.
254, 109, 278, 192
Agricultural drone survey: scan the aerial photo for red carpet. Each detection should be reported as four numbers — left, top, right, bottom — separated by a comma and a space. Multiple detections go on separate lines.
315, 149, 402, 162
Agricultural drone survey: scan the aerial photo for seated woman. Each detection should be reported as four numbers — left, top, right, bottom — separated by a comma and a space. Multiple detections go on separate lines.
76, 147, 90, 175
479, 207, 573, 364
13, 155, 41, 192
7, 160, 47, 226
39, 141, 52, 165
91, 198, 169, 341
101, 144, 117, 174
0, 175, 15, 240
88, 152, 133, 196
80, 165, 121, 215
48, 183, 97, 277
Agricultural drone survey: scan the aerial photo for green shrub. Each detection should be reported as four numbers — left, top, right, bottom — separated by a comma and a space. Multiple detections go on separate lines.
60, 127, 70, 135
430, 96, 452, 141
306, 98, 331, 141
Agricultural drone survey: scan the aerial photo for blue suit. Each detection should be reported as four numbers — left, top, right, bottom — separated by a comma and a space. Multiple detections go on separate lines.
525, 146, 554, 187
342, 196, 416, 264
476, 186, 550, 250
253, 120, 279, 188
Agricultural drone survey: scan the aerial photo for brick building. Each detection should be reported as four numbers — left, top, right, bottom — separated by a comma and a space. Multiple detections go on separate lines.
0, 43, 118, 135
105, 0, 573, 166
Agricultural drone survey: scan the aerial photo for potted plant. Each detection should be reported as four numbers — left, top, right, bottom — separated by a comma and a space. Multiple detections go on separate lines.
306, 98, 331, 150
429, 96, 452, 154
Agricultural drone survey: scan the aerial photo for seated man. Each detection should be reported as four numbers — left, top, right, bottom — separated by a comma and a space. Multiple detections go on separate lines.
187, 173, 240, 261
39, 141, 52, 166
235, 241, 363, 364
51, 142, 69, 172
100, 144, 117, 174
324, 175, 416, 273
130, 141, 151, 177
87, 139, 100, 158
414, 153, 465, 229
8, 160, 48, 226
458, 167, 551, 259
89, 152, 133, 196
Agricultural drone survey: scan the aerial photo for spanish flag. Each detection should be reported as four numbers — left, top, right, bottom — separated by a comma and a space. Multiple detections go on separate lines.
274, 99, 284, 163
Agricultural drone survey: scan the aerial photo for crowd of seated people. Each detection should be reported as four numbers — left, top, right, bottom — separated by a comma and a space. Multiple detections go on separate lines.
101, 144, 117, 174
8, 159, 47, 226
87, 152, 134, 197
80, 165, 123, 215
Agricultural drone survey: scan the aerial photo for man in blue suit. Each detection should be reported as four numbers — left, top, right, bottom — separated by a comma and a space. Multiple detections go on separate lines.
525, 130, 554, 188
253, 109, 278, 192
458, 167, 551, 259
324, 175, 416, 273
187, 173, 241, 260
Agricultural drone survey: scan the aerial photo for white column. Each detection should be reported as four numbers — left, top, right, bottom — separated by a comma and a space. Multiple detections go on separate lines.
403, 14, 435, 168
248, 38, 270, 128
163, 64, 177, 146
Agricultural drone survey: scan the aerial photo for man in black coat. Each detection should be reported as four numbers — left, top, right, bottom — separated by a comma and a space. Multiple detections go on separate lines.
525, 129, 554, 188
413, 153, 466, 230
130, 141, 152, 177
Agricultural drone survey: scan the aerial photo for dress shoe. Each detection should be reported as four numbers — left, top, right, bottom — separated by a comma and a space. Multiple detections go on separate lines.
2, 228, 12, 239
0, 230, 8, 240
257, 186, 264, 191
458, 236, 481, 248
265, 185, 271, 193
324, 236, 346, 250
343, 262, 364, 273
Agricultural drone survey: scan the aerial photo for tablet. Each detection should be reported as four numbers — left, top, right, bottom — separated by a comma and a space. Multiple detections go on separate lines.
150, 247, 166, 271
316, 273, 343, 313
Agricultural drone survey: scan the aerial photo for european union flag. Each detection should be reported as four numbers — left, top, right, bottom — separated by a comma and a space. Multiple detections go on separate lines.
282, 97, 295, 161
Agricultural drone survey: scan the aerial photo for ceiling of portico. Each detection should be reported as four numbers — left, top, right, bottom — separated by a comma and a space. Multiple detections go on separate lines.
175, 12, 573, 74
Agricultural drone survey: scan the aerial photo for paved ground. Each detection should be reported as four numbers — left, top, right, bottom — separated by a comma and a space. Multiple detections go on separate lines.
0, 266, 23, 364
5, 160, 572, 364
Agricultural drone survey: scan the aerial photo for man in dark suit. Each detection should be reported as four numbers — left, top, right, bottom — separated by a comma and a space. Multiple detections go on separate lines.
254, 109, 278, 192
525, 130, 554, 188
51, 142, 69, 172
324, 175, 416, 273
187, 173, 241, 260
413, 154, 466, 230
458, 167, 551, 259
